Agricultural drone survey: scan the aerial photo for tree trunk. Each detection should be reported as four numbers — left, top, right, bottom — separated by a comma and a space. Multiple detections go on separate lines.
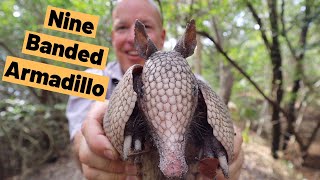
282, 74, 300, 151
268, 0, 284, 159
282, 0, 311, 151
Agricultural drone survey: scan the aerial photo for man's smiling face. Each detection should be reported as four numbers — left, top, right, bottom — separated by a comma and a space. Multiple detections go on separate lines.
111, 0, 165, 73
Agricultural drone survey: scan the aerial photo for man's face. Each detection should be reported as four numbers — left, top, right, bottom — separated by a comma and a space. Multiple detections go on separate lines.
112, 0, 165, 72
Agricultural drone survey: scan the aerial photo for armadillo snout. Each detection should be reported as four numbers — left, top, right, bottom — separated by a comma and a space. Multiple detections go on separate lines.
159, 151, 188, 178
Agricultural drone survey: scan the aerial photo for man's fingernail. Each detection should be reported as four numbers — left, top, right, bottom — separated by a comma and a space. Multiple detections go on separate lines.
125, 165, 138, 174
104, 150, 116, 160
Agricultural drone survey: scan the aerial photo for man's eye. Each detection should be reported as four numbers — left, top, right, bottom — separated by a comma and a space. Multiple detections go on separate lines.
144, 25, 152, 29
116, 26, 127, 31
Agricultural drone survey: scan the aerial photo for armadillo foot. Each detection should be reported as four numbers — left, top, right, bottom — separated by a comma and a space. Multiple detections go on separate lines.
123, 135, 144, 161
202, 136, 229, 179
212, 138, 229, 179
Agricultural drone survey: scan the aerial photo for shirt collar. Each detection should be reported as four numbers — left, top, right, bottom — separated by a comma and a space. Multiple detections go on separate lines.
105, 61, 123, 81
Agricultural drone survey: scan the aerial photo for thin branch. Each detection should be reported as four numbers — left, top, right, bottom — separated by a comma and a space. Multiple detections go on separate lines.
197, 30, 289, 119
281, 0, 312, 61
293, 130, 304, 151
280, 0, 297, 58
246, 2, 271, 51
303, 118, 320, 151
211, 17, 221, 45
297, 0, 312, 60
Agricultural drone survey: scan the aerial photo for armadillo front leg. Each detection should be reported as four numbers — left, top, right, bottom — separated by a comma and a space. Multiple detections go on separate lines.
190, 79, 234, 179
202, 136, 229, 178
123, 102, 149, 160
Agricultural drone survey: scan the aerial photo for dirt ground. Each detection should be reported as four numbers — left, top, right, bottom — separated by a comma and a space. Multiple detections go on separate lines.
5, 131, 318, 180
239, 133, 320, 180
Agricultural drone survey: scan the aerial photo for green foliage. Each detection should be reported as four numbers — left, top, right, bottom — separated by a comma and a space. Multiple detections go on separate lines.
0, 98, 68, 178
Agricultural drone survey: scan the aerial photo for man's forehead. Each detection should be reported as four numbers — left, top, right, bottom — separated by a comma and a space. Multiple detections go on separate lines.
113, 16, 157, 25
112, 0, 162, 26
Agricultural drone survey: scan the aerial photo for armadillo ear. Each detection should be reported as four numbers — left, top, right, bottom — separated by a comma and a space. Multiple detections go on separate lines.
134, 20, 158, 59
174, 19, 197, 58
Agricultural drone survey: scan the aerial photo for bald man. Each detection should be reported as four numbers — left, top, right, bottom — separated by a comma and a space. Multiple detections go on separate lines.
67, 0, 243, 179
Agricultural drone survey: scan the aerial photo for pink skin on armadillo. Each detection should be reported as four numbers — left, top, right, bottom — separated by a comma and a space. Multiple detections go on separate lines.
159, 150, 188, 177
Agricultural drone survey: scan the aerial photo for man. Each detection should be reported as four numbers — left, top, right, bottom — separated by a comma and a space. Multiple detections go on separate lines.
67, 0, 244, 179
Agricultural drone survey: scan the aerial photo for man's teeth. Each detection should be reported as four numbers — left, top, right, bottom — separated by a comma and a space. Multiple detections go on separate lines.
128, 51, 138, 55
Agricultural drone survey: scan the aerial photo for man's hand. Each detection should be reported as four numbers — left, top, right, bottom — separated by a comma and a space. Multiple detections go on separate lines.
72, 101, 139, 180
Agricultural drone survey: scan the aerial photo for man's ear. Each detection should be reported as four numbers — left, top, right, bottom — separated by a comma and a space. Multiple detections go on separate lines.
173, 19, 197, 58
134, 20, 158, 59
159, 29, 166, 49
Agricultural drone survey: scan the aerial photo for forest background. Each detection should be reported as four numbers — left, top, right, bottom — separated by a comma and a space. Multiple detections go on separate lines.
0, 0, 319, 179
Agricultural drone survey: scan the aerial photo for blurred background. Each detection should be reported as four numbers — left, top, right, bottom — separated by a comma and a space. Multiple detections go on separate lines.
0, 0, 319, 179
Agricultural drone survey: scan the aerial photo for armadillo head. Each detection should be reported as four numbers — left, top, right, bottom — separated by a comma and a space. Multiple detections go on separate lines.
134, 19, 198, 177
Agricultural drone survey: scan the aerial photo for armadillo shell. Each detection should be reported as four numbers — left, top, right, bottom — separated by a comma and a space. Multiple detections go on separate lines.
103, 64, 143, 155
197, 80, 234, 162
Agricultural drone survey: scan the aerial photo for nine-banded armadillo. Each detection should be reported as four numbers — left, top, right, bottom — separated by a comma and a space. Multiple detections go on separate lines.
103, 19, 234, 179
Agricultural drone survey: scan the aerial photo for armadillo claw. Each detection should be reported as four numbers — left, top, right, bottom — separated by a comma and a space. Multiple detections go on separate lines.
123, 135, 132, 160
123, 135, 144, 160
218, 155, 229, 179
134, 139, 142, 151
133, 139, 142, 163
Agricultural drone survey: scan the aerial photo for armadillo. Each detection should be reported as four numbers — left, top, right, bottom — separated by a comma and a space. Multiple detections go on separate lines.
103, 19, 234, 179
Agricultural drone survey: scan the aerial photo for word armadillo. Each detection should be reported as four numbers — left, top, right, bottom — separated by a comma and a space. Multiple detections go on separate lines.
103, 19, 234, 179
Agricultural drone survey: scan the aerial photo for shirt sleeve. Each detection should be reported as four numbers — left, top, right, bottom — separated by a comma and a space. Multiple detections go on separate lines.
66, 69, 103, 140
66, 96, 93, 140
